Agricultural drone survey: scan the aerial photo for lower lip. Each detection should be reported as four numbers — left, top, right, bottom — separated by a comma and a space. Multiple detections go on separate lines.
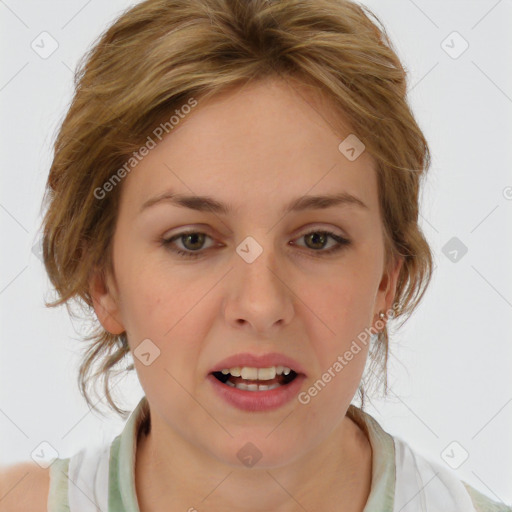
207, 373, 306, 412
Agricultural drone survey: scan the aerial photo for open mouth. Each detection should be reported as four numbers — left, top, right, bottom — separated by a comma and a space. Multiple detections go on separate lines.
211, 368, 299, 392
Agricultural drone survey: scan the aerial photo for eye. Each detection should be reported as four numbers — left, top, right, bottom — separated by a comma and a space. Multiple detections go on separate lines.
161, 228, 351, 259
291, 229, 351, 257
161, 230, 214, 258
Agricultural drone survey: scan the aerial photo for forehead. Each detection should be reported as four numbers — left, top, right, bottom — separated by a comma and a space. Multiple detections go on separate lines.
119, 78, 378, 217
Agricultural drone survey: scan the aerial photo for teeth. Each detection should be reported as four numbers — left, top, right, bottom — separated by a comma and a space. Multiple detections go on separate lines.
257, 367, 276, 380
241, 367, 258, 380
225, 380, 283, 391
219, 365, 292, 380
230, 367, 241, 377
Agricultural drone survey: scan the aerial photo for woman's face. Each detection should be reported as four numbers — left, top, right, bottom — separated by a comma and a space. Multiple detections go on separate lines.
92, 77, 402, 468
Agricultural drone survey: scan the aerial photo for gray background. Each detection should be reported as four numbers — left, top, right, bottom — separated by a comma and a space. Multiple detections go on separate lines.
1, 0, 511, 504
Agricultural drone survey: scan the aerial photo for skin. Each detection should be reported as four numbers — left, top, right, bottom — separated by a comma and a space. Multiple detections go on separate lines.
90, 77, 403, 512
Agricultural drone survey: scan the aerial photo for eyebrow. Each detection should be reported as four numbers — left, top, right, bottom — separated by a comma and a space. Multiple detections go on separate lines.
140, 190, 368, 215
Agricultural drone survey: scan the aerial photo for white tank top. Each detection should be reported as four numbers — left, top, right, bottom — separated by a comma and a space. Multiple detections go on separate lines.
48, 398, 506, 511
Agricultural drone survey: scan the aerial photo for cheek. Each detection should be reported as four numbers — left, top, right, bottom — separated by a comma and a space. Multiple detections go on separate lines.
117, 263, 214, 371
297, 262, 378, 384
114, 248, 184, 330
300, 285, 371, 417
121, 274, 208, 401
305, 267, 378, 337
121, 273, 203, 341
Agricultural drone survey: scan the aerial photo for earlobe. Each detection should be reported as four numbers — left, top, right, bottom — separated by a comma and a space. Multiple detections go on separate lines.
373, 256, 404, 331
88, 268, 125, 335
381, 255, 404, 313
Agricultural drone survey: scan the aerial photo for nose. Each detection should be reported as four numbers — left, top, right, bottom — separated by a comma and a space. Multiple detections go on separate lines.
223, 241, 295, 335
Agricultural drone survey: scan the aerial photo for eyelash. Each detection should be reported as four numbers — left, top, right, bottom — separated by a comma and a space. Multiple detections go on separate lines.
161, 229, 351, 259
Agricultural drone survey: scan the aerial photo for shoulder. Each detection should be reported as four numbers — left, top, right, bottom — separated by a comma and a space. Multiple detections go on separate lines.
463, 481, 512, 512
392, 435, 511, 511
357, 410, 512, 511
0, 461, 50, 512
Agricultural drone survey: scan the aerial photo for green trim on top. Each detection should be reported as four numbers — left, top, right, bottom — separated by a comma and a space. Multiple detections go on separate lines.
111, 397, 396, 511
47, 457, 71, 512
108, 433, 124, 510
358, 410, 396, 511
47, 396, 512, 511
110, 396, 149, 511
463, 481, 512, 512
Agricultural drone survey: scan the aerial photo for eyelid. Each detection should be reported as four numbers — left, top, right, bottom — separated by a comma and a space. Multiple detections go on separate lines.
293, 223, 348, 238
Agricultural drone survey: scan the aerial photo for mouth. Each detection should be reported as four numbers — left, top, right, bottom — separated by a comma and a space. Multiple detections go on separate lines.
207, 353, 307, 411
211, 365, 299, 392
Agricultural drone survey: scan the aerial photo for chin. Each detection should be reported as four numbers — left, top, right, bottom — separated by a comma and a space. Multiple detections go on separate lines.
207, 435, 306, 470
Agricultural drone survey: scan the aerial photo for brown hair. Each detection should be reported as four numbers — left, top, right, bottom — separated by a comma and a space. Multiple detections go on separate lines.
41, 0, 433, 425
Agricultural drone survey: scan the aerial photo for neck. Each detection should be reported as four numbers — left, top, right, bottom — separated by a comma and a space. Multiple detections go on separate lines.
135, 409, 372, 512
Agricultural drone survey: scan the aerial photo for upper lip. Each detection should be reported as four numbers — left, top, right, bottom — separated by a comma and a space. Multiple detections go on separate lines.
209, 352, 307, 376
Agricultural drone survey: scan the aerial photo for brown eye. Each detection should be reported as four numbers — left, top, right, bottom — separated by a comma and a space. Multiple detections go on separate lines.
180, 232, 207, 251
162, 231, 213, 258
161, 229, 351, 259
292, 230, 351, 256
304, 231, 329, 250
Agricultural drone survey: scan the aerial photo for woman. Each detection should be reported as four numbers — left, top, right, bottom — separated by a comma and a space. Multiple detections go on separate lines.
2, 0, 510, 510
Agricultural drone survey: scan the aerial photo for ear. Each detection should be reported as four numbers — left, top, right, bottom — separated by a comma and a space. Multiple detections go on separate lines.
88, 267, 125, 335
373, 255, 404, 325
